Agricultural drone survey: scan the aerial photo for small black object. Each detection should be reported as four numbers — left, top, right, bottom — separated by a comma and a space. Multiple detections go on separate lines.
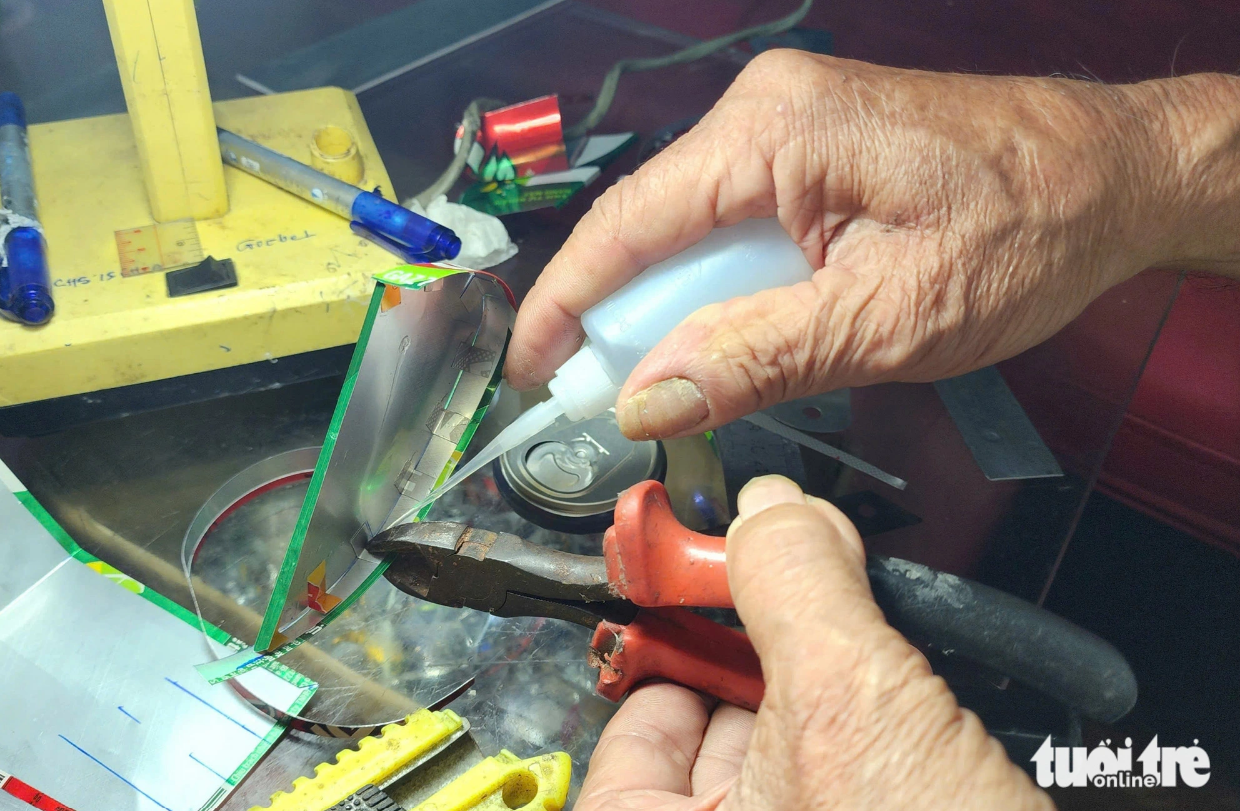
329, 785, 399, 811
166, 256, 237, 297
833, 490, 921, 538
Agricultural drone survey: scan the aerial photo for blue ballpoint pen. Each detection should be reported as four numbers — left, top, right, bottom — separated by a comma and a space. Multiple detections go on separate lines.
218, 128, 461, 264
0, 92, 53, 325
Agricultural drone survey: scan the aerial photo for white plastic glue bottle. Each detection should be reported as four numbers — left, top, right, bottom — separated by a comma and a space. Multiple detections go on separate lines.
422, 217, 815, 505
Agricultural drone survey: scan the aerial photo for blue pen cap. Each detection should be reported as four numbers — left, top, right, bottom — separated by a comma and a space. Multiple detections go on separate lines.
0, 91, 26, 128
351, 191, 461, 263
1, 228, 53, 325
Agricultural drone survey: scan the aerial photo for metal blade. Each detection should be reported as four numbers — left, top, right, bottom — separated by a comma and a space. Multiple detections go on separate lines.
743, 412, 907, 490
934, 366, 1063, 481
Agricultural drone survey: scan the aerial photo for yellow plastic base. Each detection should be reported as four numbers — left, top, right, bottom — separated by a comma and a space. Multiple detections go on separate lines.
0, 87, 400, 407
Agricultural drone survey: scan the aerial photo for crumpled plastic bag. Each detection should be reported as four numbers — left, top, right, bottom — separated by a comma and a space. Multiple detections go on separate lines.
407, 194, 518, 270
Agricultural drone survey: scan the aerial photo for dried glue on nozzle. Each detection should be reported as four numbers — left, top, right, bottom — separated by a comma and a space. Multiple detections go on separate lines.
413, 218, 816, 511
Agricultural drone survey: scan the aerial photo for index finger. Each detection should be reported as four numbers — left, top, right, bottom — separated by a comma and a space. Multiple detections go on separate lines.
503, 116, 775, 390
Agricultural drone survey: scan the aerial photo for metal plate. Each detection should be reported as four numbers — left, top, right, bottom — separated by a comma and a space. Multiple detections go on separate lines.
256, 272, 514, 652
833, 490, 921, 538
762, 389, 852, 433
934, 366, 1064, 482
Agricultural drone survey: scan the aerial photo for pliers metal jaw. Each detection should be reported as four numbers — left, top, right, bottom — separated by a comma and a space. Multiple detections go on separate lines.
369, 522, 638, 629
370, 484, 766, 710
370, 481, 1139, 722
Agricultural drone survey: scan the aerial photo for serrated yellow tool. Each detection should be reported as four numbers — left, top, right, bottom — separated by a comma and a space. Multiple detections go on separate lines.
405, 750, 571, 811
254, 709, 465, 811
250, 708, 571, 811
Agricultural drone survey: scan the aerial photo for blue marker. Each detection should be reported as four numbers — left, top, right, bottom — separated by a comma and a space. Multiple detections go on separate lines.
0, 92, 53, 325
218, 128, 460, 263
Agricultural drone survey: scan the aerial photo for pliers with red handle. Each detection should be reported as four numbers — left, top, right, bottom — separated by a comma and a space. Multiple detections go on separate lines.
369, 481, 1138, 722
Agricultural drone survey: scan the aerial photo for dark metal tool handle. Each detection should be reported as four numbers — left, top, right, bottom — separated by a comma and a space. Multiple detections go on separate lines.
866, 556, 1138, 723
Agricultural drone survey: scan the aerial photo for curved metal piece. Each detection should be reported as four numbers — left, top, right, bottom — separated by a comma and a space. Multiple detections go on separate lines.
182, 448, 434, 738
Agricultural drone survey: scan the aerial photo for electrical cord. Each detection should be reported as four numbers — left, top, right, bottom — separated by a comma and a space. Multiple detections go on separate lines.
410, 1, 814, 204
408, 97, 505, 209
562, 0, 815, 140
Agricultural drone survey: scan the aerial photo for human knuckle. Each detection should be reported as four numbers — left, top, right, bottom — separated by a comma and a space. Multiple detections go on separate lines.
581, 181, 653, 265
737, 48, 806, 86
584, 183, 626, 241
709, 295, 816, 403
742, 502, 826, 541
779, 669, 969, 801
730, 509, 813, 576
732, 512, 823, 581
766, 648, 877, 774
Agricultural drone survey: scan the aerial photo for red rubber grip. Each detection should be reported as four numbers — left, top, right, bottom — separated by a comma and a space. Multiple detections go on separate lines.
588, 608, 764, 712
604, 481, 733, 608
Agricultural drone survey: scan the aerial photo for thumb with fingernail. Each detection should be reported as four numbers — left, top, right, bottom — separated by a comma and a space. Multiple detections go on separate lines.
720, 474, 1051, 811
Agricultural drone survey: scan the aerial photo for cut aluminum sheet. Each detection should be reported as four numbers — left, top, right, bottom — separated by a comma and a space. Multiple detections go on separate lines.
934, 366, 1064, 481
253, 268, 514, 655
0, 464, 314, 811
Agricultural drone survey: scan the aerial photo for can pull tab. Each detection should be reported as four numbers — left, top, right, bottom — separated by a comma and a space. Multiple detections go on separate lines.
523, 439, 600, 494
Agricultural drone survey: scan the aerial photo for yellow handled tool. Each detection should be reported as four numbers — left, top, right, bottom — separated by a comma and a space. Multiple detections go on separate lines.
251, 709, 570, 811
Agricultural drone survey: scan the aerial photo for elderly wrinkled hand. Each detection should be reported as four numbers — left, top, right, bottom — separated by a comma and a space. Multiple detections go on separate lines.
506, 52, 1240, 440
574, 475, 1052, 811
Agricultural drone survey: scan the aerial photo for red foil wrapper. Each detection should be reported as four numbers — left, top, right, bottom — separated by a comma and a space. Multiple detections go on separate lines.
458, 95, 570, 179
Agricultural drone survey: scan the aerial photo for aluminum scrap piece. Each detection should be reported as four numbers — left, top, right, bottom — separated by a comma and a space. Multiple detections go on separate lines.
934, 366, 1064, 482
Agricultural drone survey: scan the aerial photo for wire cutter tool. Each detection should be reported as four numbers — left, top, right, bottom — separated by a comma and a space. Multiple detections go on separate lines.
369, 481, 1138, 721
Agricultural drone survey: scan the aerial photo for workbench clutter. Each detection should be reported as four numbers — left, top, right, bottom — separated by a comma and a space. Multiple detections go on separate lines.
445, 95, 637, 217
0, 0, 474, 435
0, 1, 567, 809
0, 460, 316, 811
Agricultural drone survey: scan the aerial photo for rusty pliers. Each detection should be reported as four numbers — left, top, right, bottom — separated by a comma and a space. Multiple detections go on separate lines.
369, 481, 1137, 721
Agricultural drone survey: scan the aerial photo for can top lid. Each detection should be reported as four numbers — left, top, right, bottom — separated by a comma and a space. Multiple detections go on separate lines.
498, 407, 663, 519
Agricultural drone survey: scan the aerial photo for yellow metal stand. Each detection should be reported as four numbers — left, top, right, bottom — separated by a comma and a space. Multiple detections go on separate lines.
0, 0, 409, 410
102, 0, 229, 221
0, 88, 399, 408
